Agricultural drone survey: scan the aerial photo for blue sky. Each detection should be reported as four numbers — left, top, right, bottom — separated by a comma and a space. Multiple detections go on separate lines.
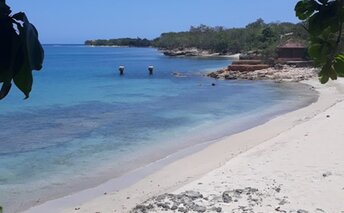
7, 0, 300, 44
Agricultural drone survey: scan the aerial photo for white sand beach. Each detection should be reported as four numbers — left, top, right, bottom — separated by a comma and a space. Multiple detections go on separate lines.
24, 78, 344, 213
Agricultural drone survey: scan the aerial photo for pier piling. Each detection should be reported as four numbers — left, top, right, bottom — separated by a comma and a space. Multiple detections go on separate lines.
148, 66, 154, 75
119, 66, 125, 75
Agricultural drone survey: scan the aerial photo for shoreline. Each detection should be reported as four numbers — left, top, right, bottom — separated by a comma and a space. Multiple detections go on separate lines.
20, 82, 317, 213
149, 78, 344, 212
21, 77, 344, 213
84, 45, 240, 59
20, 81, 316, 213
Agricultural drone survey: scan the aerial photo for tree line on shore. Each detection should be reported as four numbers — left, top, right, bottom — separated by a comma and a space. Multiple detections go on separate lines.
85, 37, 151, 47
85, 19, 308, 56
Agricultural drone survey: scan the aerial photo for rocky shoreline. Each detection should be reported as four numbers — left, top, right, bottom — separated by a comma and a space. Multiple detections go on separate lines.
208, 65, 318, 82
161, 48, 236, 58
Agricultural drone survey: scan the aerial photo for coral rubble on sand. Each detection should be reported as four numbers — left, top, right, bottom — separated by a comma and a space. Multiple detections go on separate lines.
131, 186, 311, 213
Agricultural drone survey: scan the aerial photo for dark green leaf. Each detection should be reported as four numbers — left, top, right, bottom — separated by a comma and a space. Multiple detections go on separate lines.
340, 7, 344, 22
334, 54, 344, 77
307, 1, 339, 34
0, 5, 43, 100
296, 0, 344, 84
13, 64, 32, 99
0, 17, 16, 76
320, 43, 331, 58
318, 63, 332, 84
0, 1, 11, 16
0, 69, 4, 82
295, 0, 316, 20
308, 13, 330, 34
13, 12, 44, 71
308, 43, 322, 59
0, 82, 12, 100
318, 0, 329, 5
0, 15, 21, 99
1, 12, 45, 99
329, 67, 337, 80
319, 73, 330, 84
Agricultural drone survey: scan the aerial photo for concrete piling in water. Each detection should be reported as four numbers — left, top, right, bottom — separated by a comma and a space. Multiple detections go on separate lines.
148, 66, 154, 75
119, 65, 125, 75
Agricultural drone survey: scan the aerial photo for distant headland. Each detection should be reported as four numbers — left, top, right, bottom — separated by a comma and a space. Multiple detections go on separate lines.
85, 19, 308, 59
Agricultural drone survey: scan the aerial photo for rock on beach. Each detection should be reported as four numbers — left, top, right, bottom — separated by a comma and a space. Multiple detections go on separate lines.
208, 65, 318, 82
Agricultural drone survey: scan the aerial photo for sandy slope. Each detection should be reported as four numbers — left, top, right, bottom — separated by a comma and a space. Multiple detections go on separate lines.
171, 80, 344, 212
24, 78, 344, 213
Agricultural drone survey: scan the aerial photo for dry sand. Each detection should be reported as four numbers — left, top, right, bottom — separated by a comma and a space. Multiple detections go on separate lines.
24, 78, 344, 213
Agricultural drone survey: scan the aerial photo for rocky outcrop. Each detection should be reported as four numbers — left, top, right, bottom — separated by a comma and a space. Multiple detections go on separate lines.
239, 51, 263, 60
208, 65, 318, 82
162, 48, 223, 57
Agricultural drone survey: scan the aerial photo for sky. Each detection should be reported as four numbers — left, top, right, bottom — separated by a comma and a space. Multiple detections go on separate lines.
7, 0, 301, 44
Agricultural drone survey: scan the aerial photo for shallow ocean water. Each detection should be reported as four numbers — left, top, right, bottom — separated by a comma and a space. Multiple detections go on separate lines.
0, 46, 317, 212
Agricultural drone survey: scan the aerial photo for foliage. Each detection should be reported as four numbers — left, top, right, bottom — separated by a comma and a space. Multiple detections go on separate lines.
85, 38, 152, 47
0, 0, 44, 99
295, 0, 344, 83
86, 19, 308, 60
0, 206, 2, 213
152, 20, 308, 56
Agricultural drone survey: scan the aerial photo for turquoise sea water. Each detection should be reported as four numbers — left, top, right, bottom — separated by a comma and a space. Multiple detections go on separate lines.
0, 46, 317, 212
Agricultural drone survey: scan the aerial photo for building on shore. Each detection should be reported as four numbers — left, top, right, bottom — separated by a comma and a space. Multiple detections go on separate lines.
276, 39, 312, 67
277, 39, 308, 61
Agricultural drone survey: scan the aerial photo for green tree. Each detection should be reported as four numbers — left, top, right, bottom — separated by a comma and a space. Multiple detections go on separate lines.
0, 0, 44, 100
150, 21, 307, 55
295, 0, 344, 83
246, 18, 266, 29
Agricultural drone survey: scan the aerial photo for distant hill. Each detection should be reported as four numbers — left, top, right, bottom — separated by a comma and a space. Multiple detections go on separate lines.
85, 19, 308, 58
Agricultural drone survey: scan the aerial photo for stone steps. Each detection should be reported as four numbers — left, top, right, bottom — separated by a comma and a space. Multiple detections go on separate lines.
228, 64, 270, 72
228, 59, 270, 72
